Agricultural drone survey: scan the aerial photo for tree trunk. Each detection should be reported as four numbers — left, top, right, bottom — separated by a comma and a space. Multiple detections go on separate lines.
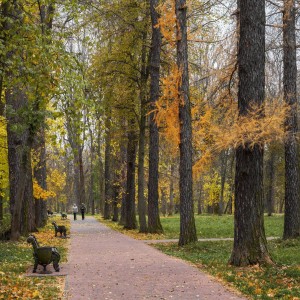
283, 0, 300, 239
104, 115, 112, 219
124, 121, 137, 230
148, 0, 163, 234
119, 140, 127, 226
168, 164, 175, 216
97, 127, 105, 215
111, 156, 119, 222
78, 146, 86, 206
229, 0, 272, 266
90, 136, 95, 215
33, 3, 55, 227
137, 26, 149, 233
265, 149, 275, 216
197, 180, 203, 215
7, 87, 36, 239
160, 188, 166, 217
176, 0, 197, 246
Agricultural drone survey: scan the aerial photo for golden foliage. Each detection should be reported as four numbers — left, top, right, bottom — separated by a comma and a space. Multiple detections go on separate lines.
156, 77, 289, 179
46, 169, 66, 202
0, 116, 9, 196
156, 0, 176, 45
212, 100, 288, 150
155, 64, 181, 153
33, 179, 56, 200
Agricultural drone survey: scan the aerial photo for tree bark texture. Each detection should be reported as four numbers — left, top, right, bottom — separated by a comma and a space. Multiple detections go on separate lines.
7, 87, 36, 239
176, 0, 197, 246
283, 0, 300, 239
66, 113, 86, 209
265, 149, 275, 216
118, 139, 127, 226
148, 0, 163, 234
168, 164, 175, 216
89, 126, 95, 215
197, 180, 203, 215
97, 128, 105, 215
111, 156, 119, 222
229, 0, 272, 266
124, 122, 137, 230
137, 27, 149, 233
104, 116, 112, 219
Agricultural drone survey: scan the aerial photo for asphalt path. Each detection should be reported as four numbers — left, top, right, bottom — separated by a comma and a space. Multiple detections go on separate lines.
65, 216, 247, 300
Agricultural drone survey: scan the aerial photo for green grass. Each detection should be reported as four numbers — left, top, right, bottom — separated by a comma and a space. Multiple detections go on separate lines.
161, 214, 283, 239
154, 239, 300, 300
100, 213, 284, 240
0, 216, 69, 299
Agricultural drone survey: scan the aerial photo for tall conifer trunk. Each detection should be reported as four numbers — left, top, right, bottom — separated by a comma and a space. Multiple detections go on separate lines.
148, 0, 163, 234
124, 119, 137, 229
265, 149, 275, 216
137, 25, 149, 233
283, 0, 300, 239
176, 0, 197, 246
104, 114, 112, 219
229, 0, 272, 266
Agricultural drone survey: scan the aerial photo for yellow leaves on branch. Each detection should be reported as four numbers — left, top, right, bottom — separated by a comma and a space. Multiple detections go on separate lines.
46, 169, 66, 201
212, 100, 288, 151
0, 116, 9, 194
33, 179, 55, 200
155, 64, 181, 151
156, 0, 176, 45
155, 73, 289, 178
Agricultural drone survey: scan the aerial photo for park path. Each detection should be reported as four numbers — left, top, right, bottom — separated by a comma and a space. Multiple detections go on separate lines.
65, 216, 247, 300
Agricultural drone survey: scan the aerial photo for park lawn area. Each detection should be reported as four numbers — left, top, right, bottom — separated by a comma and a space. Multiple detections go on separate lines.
161, 214, 283, 239
0, 216, 69, 300
154, 238, 300, 300
99, 213, 284, 240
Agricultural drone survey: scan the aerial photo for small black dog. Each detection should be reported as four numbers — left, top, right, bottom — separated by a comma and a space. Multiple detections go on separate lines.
61, 213, 67, 220
52, 221, 67, 237
47, 210, 53, 216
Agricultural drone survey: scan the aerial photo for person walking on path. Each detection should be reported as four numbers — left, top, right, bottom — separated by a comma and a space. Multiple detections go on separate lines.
66, 216, 246, 300
72, 204, 78, 220
80, 203, 86, 220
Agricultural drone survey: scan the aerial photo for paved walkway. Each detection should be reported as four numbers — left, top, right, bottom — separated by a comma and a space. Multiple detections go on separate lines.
65, 216, 247, 300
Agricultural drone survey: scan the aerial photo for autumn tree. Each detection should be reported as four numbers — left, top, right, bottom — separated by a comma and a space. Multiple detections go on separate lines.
282, 0, 300, 239
34, 1, 55, 228
229, 0, 272, 266
3, 0, 37, 239
175, 0, 197, 245
148, 0, 163, 234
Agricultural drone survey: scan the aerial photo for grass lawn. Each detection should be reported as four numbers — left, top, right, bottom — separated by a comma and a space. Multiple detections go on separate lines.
0, 215, 69, 300
99, 213, 298, 299
99, 213, 284, 240
161, 214, 283, 239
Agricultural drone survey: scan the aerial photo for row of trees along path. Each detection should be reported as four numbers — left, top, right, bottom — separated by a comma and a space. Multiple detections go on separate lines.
1, 0, 299, 276
66, 216, 246, 300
